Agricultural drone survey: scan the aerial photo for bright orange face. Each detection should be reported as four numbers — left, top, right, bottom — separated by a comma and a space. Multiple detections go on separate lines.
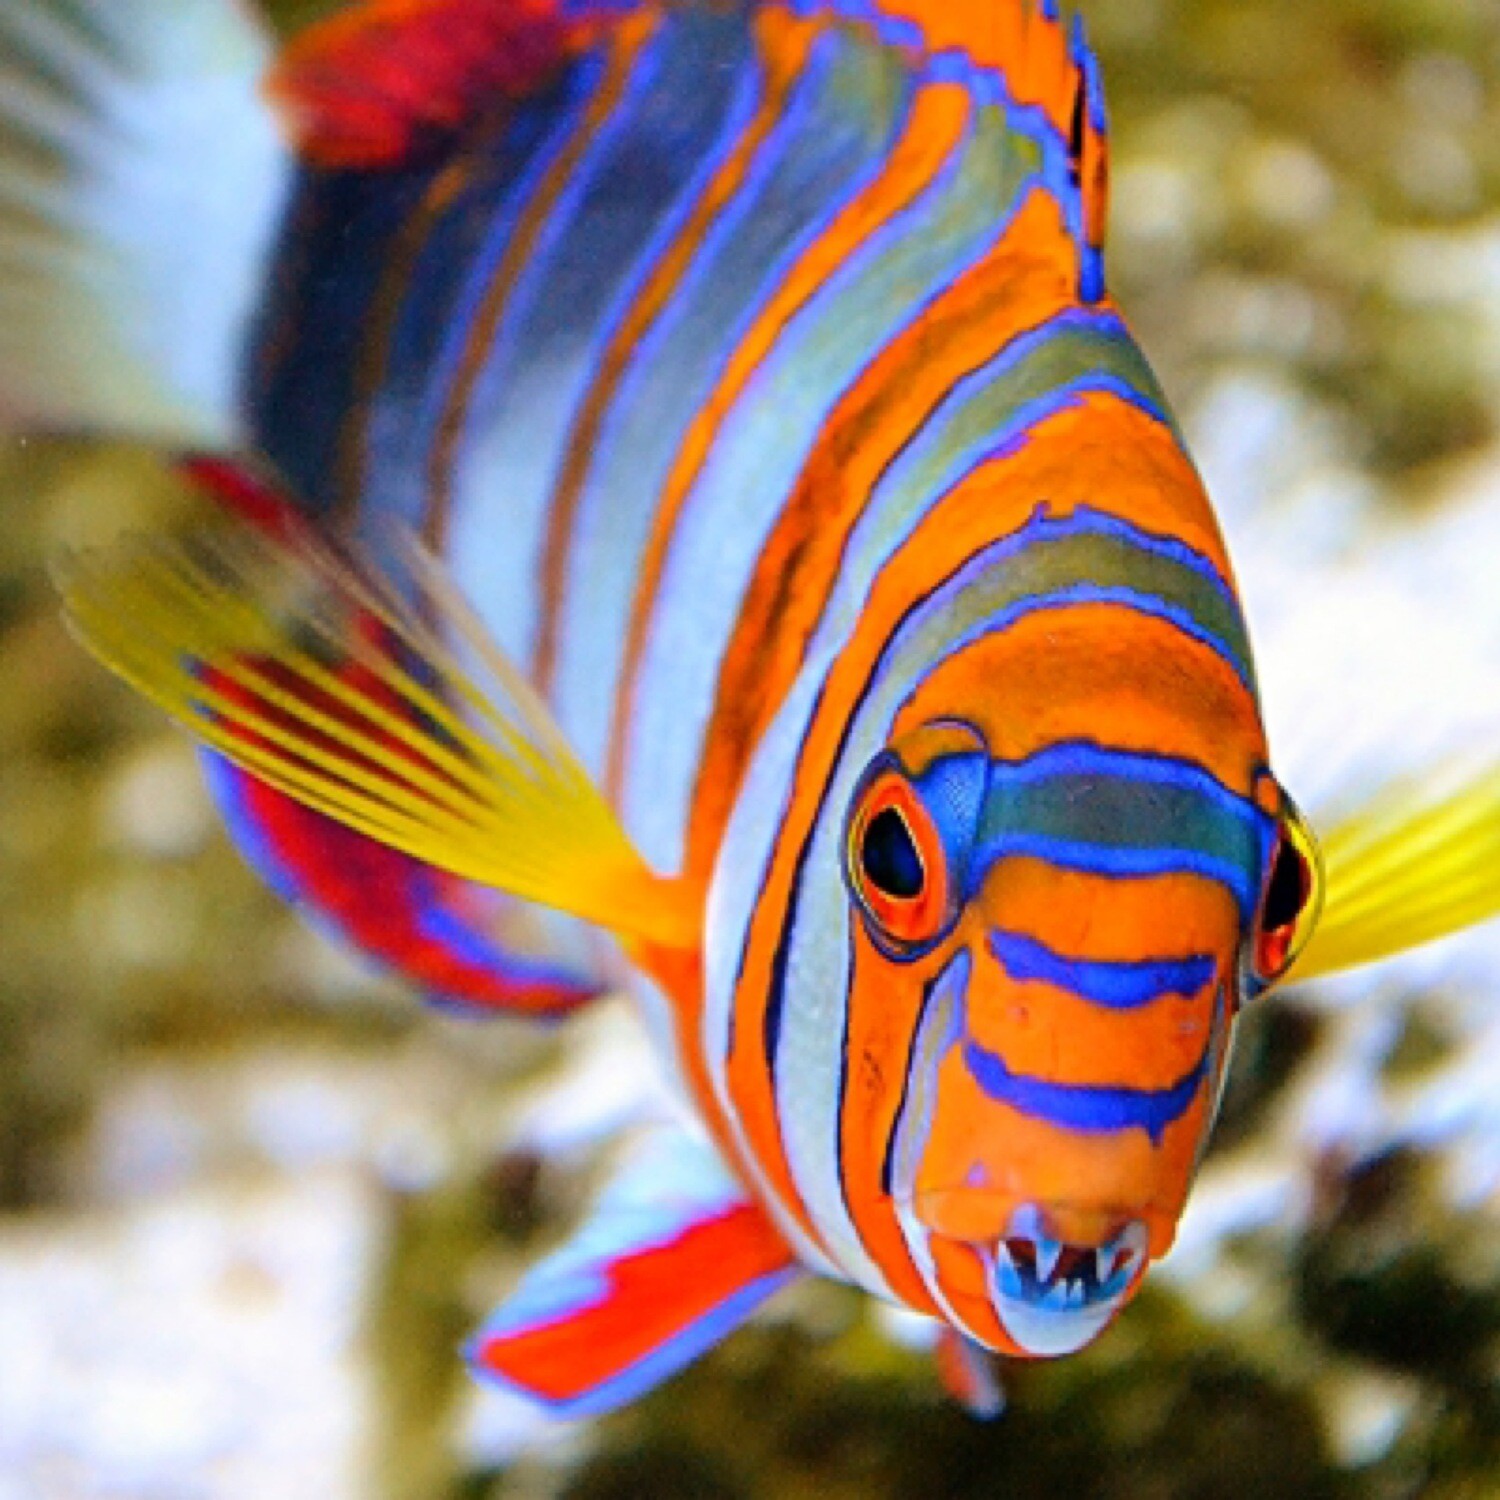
828, 613, 1320, 1356
700, 396, 1325, 1358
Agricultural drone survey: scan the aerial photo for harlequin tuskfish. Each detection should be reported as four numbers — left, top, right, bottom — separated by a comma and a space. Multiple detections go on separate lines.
7, 0, 1499, 1421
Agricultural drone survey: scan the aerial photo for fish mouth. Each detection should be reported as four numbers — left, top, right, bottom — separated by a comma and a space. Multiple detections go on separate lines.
979, 1207, 1148, 1357
909, 1203, 1150, 1358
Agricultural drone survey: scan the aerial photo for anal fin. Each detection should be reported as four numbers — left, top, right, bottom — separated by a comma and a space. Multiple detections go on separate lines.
935, 1326, 1006, 1420
205, 753, 600, 1019
468, 1129, 800, 1416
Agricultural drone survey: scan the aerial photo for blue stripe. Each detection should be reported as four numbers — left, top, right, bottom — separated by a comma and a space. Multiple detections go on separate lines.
554, 27, 911, 770
200, 751, 302, 905
848, 317, 1166, 562
418, 48, 612, 434
621, 70, 1029, 867
498, 11, 768, 367
414, 886, 593, 996
972, 834, 1259, 910
1054, 505, 1241, 617
842, 498, 1254, 699
946, 371, 1173, 476
962, 1036, 1210, 1145
984, 741, 1258, 816
989, 930, 1216, 1009
969, 740, 1273, 913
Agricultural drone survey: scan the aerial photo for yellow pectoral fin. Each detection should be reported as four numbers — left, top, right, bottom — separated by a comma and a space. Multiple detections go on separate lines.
1288, 764, 1500, 981
56, 508, 700, 951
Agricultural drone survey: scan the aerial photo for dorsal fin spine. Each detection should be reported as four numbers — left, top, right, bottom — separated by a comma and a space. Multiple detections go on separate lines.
273, 1, 1109, 294
270, 0, 604, 170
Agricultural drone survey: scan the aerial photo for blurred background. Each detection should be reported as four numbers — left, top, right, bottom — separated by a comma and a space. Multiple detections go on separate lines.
2, 0, 1499, 1496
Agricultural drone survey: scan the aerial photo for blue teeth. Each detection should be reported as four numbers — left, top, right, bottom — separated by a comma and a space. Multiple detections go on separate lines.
990, 1215, 1147, 1312
1034, 1238, 1063, 1282
993, 1242, 1026, 1300
979, 1218, 1149, 1358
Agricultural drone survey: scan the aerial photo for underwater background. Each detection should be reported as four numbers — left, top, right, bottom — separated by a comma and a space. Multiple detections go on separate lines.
2, 0, 1498, 1495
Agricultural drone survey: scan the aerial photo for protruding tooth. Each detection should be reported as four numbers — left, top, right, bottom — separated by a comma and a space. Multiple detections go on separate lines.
1042, 1279, 1071, 1311
1094, 1247, 1114, 1284
1034, 1238, 1062, 1284
992, 1240, 1021, 1297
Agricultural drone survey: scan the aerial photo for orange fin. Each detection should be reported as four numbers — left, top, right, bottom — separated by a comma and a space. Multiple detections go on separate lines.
468, 1129, 799, 1416
270, 0, 603, 169
935, 1326, 1006, 1419
870, 1, 1108, 263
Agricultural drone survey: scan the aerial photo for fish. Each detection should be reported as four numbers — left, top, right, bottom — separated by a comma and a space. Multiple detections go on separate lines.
5, 0, 1499, 1421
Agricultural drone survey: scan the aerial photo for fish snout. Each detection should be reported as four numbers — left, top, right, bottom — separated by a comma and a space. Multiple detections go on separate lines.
912, 1195, 1153, 1357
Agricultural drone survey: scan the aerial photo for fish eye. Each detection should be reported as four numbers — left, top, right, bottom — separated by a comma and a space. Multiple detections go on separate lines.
861, 806, 924, 899
846, 767, 953, 951
1250, 796, 1323, 987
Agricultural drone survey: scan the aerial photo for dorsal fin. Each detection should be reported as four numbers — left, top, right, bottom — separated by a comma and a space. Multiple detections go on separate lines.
270, 2, 1108, 276
864, 0, 1109, 291
269, 0, 606, 170
870, 1, 1089, 133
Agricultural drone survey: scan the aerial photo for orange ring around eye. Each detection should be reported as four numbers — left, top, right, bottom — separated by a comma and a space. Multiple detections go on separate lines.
848, 770, 952, 947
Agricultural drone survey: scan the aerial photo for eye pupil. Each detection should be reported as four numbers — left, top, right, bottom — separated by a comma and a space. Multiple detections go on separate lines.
1263, 837, 1310, 933
862, 807, 925, 900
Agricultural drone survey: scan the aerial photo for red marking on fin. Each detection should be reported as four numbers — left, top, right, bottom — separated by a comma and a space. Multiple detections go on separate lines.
176, 455, 600, 1018
935, 1326, 1005, 1419
470, 1194, 798, 1416
270, 0, 603, 170
209, 755, 601, 1019
179, 453, 304, 536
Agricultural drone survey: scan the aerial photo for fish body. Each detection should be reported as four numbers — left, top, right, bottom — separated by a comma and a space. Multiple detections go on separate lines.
10, 0, 1499, 1420
243, 0, 1278, 1349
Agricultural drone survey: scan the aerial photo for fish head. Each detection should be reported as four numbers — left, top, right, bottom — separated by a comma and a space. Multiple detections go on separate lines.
834, 618, 1323, 1357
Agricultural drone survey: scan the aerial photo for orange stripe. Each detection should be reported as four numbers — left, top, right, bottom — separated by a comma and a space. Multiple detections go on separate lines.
422, 13, 659, 549
684, 186, 1081, 886
604, 79, 972, 815
914, 1029, 1218, 1263
967, 870, 1235, 1090
533, 8, 823, 690
872, 0, 1079, 136
888, 605, 1264, 791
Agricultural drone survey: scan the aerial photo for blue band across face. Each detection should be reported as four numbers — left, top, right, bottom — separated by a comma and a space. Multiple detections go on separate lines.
988, 929, 1216, 1009
912, 741, 1273, 920
962, 1030, 1210, 1145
